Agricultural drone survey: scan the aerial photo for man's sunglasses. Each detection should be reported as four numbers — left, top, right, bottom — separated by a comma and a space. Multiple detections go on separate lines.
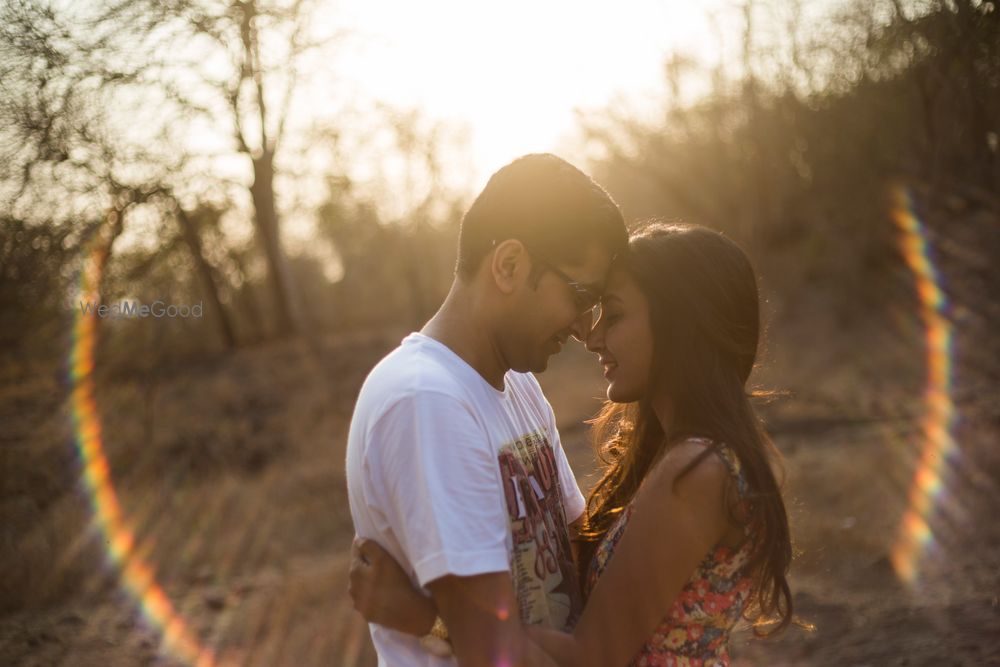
533, 258, 603, 315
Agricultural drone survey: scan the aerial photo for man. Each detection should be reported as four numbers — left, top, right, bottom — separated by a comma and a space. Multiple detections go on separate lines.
345, 154, 627, 666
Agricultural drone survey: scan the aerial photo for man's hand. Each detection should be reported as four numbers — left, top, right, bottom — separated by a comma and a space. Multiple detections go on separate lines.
348, 536, 437, 636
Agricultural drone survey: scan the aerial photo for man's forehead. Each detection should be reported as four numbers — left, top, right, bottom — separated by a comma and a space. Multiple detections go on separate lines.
601, 267, 631, 295
560, 243, 615, 283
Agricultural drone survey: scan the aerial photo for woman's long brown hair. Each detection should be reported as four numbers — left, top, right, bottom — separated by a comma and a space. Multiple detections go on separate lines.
576, 222, 793, 635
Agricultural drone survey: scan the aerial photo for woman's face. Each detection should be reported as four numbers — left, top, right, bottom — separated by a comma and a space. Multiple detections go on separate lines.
586, 268, 654, 403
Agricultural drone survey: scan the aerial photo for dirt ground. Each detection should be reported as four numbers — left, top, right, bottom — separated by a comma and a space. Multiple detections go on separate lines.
1, 209, 998, 665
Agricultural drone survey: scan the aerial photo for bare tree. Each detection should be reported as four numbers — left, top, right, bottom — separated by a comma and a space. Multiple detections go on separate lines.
102, 0, 344, 337
0, 0, 242, 349
2, 0, 345, 341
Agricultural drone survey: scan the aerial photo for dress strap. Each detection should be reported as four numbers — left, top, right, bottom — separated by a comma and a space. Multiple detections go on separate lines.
682, 437, 750, 500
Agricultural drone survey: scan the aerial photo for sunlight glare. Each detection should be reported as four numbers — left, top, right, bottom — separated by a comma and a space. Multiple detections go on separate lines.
333, 0, 731, 180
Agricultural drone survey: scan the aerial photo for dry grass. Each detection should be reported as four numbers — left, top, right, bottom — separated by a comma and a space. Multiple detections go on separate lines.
2, 207, 998, 665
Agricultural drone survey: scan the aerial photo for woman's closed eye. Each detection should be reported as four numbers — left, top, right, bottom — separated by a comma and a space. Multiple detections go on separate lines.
601, 310, 622, 325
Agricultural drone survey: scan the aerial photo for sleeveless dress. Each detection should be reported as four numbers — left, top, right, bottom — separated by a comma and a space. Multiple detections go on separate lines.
584, 439, 755, 667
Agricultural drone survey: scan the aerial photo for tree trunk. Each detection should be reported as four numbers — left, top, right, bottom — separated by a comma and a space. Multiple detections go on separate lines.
176, 206, 237, 349
95, 206, 126, 307
251, 148, 302, 337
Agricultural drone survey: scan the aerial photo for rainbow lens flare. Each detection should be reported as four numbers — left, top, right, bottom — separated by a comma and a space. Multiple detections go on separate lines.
70, 238, 217, 667
888, 185, 957, 585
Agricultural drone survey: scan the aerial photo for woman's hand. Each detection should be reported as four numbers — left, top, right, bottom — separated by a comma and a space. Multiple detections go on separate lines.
348, 536, 438, 637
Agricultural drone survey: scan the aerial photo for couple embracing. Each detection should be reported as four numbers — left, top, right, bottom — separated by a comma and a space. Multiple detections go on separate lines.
345, 154, 792, 667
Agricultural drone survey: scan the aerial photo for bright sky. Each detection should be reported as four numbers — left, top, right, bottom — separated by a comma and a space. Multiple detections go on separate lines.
100, 0, 816, 256
332, 0, 739, 185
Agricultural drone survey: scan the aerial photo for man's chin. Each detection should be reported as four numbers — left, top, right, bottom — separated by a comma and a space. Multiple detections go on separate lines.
532, 358, 550, 373
510, 355, 550, 375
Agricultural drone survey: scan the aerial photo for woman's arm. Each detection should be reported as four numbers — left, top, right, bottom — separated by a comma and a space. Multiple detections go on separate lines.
350, 441, 734, 667
550, 440, 736, 667
348, 536, 438, 636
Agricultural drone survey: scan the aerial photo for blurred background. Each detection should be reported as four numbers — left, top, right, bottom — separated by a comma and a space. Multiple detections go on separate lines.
1, 0, 998, 664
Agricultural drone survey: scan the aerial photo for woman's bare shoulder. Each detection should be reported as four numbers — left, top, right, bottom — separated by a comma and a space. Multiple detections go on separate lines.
645, 437, 730, 502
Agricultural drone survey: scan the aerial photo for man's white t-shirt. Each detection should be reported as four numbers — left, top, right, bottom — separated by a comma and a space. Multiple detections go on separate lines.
346, 333, 586, 667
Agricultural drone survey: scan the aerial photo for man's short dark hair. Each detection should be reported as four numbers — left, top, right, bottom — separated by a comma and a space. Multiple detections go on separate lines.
455, 154, 627, 279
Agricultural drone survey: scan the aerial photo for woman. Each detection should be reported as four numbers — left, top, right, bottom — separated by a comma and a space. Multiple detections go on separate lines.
351, 222, 793, 665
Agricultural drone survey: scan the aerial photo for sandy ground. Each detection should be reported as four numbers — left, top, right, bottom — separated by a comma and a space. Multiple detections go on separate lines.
1, 209, 998, 665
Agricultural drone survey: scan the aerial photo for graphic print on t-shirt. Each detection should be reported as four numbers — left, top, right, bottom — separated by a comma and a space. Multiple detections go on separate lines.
498, 430, 583, 631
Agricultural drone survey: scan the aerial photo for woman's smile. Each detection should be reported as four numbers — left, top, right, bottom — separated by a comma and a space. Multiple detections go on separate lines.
587, 270, 653, 404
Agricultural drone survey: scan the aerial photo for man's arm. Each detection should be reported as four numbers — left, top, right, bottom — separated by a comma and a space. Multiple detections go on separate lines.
358, 391, 566, 665
349, 536, 437, 636
427, 572, 559, 667
349, 540, 559, 666
349, 516, 588, 636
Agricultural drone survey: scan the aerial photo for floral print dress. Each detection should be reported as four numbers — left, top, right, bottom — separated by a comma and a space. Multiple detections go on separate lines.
585, 439, 755, 667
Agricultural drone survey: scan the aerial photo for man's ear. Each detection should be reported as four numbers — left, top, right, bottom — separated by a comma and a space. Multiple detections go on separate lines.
490, 239, 528, 295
